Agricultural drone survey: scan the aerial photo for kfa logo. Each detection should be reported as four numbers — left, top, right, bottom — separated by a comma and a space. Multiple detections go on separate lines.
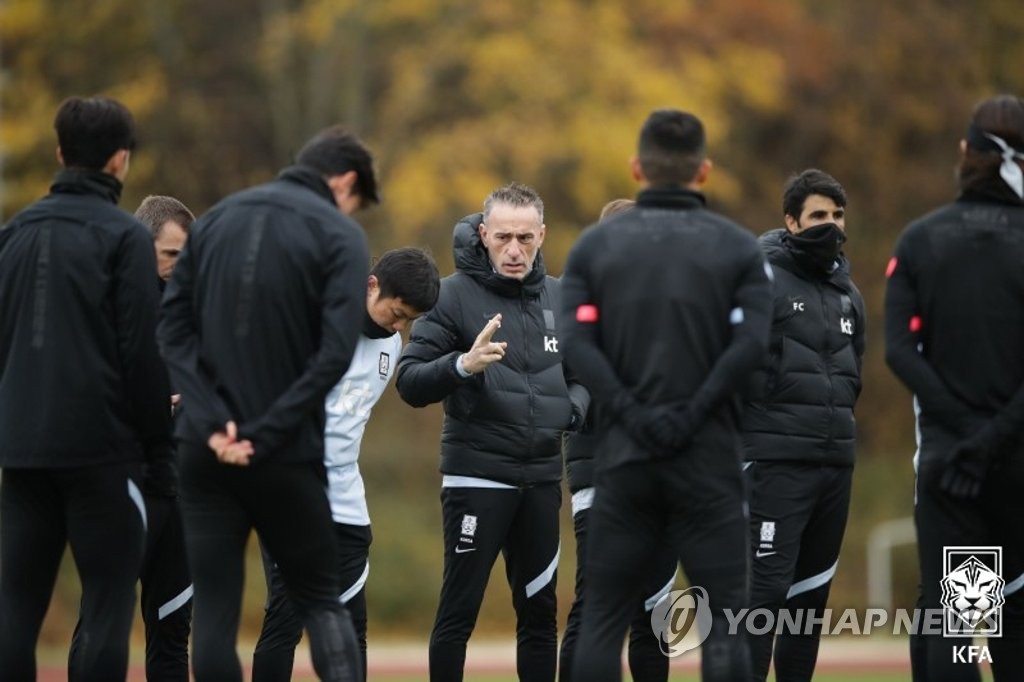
840, 318, 854, 335
544, 335, 559, 353
455, 514, 478, 554
755, 521, 777, 558
940, 546, 1004, 648
378, 352, 390, 380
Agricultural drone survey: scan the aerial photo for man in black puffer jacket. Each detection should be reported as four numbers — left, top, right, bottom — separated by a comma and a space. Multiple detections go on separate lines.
741, 169, 865, 682
397, 182, 589, 682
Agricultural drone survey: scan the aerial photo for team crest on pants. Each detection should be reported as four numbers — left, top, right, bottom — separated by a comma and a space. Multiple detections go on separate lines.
460, 514, 477, 537
759, 521, 776, 543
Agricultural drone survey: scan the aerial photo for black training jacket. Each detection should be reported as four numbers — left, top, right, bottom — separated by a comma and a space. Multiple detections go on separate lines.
885, 193, 1024, 452
0, 169, 172, 469
740, 229, 865, 467
560, 187, 773, 472
396, 213, 589, 485
158, 165, 369, 464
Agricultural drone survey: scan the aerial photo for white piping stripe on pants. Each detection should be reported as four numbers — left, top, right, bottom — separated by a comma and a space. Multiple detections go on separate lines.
1005, 571, 1024, 597
644, 572, 677, 612
339, 561, 370, 605
525, 543, 560, 598
127, 479, 147, 534
787, 560, 838, 600
158, 585, 194, 621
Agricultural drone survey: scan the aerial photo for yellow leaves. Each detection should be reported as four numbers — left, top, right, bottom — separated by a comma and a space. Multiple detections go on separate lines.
0, 0, 46, 43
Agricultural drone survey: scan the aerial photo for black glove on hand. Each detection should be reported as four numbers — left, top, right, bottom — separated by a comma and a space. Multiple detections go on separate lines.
939, 436, 994, 500
143, 443, 179, 498
619, 400, 694, 459
644, 404, 696, 459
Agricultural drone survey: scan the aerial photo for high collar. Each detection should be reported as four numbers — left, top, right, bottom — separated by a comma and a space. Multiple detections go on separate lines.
760, 228, 852, 284
957, 188, 1024, 207
451, 212, 546, 298
277, 165, 337, 206
635, 186, 707, 210
362, 309, 395, 339
50, 168, 123, 205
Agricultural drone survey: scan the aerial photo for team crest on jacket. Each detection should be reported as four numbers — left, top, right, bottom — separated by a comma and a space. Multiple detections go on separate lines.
378, 352, 390, 380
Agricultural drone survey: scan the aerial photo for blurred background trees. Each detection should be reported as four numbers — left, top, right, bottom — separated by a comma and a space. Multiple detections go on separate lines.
2, 0, 1022, 643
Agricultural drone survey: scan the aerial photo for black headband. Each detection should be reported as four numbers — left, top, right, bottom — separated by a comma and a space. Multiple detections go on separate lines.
966, 124, 1003, 153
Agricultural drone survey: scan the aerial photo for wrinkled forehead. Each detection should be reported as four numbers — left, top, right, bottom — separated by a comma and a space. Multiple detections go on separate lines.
482, 203, 543, 233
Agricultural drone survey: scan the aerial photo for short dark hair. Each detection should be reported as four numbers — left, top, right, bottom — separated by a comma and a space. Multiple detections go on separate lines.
483, 182, 544, 222
959, 94, 1024, 203
371, 247, 440, 314
296, 125, 379, 207
54, 96, 137, 170
782, 169, 847, 220
135, 195, 196, 239
637, 109, 706, 186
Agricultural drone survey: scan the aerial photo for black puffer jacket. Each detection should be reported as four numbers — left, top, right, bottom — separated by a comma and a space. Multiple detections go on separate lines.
740, 229, 865, 466
396, 213, 589, 485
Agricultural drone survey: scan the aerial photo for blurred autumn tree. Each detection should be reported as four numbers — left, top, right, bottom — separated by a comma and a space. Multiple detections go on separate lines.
2, 0, 1023, 641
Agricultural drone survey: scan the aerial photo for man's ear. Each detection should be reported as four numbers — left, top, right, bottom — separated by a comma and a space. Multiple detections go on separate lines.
56, 147, 64, 166
692, 158, 713, 187
327, 170, 358, 195
629, 155, 645, 183
784, 214, 800, 233
103, 149, 131, 180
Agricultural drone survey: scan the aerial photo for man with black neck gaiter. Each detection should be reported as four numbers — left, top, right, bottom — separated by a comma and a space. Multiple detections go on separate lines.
741, 169, 865, 682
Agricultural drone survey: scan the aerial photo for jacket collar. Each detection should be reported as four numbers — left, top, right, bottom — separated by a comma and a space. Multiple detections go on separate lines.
50, 168, 123, 205
635, 186, 707, 210
277, 165, 336, 206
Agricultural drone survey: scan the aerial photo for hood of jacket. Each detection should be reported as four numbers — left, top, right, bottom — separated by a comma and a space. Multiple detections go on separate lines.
452, 212, 547, 298
760, 227, 854, 288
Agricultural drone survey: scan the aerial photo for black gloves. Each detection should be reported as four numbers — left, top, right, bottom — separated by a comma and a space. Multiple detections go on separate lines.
143, 443, 179, 498
939, 433, 996, 500
619, 398, 695, 459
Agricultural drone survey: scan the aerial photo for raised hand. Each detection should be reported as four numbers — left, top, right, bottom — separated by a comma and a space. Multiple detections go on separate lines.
461, 314, 508, 374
